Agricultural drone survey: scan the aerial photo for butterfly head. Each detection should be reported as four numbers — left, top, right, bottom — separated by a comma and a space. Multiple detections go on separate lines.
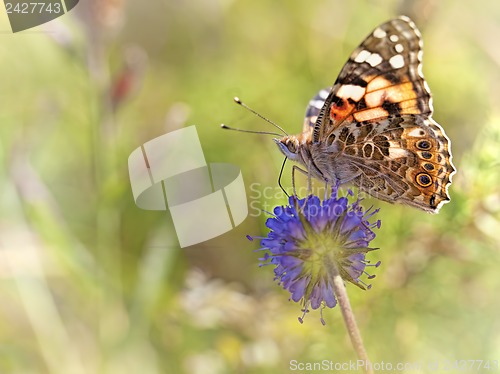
274, 136, 301, 161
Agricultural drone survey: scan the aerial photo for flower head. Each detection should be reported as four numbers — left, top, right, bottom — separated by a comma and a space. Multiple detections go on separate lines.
249, 188, 381, 323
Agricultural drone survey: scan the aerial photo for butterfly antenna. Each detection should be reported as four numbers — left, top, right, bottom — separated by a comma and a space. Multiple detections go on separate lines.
233, 97, 288, 136
220, 124, 283, 137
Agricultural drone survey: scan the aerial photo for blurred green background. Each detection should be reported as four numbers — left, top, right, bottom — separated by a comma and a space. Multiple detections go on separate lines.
0, 0, 499, 373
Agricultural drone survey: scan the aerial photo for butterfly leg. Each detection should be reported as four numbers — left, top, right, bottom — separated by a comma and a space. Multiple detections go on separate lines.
291, 165, 310, 198
306, 160, 313, 197
290, 165, 307, 216
292, 164, 319, 216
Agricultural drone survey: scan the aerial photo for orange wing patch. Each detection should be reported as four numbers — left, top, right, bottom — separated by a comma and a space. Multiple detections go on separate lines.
365, 82, 416, 106
330, 97, 357, 121
366, 76, 393, 91
353, 107, 389, 122
341, 75, 422, 123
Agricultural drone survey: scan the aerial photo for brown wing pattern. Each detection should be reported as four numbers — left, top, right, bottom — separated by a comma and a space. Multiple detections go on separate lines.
336, 114, 454, 213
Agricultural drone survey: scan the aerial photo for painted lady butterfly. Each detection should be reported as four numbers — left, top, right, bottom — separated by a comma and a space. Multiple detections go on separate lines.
275, 16, 455, 213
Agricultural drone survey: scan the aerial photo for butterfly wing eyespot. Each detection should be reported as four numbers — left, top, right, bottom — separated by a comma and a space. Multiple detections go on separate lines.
420, 151, 433, 160
415, 172, 433, 187
423, 163, 435, 171
416, 140, 432, 150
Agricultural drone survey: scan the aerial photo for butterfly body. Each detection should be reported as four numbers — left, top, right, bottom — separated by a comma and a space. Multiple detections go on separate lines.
276, 16, 455, 213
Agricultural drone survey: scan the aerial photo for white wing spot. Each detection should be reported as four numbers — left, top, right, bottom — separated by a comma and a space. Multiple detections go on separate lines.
389, 54, 405, 69
389, 34, 399, 42
309, 100, 324, 109
319, 89, 329, 99
366, 53, 383, 67
388, 146, 408, 159
395, 44, 404, 53
407, 128, 426, 137
354, 50, 371, 63
401, 30, 414, 40
417, 63, 424, 77
373, 27, 387, 38
336, 84, 365, 101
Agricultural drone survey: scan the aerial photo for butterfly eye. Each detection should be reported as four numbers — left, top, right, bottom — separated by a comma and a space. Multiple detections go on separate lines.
286, 141, 297, 153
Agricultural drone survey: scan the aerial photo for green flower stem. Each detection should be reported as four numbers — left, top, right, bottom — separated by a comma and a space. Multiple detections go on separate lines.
325, 254, 374, 374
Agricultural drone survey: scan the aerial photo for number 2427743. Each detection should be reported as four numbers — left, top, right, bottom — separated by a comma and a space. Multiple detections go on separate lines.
5, 2, 62, 14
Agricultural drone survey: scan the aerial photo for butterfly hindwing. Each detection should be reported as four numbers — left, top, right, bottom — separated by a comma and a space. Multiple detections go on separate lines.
303, 88, 329, 133
337, 114, 454, 212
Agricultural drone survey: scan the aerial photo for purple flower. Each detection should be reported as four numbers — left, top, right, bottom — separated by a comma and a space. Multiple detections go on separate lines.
249, 187, 381, 323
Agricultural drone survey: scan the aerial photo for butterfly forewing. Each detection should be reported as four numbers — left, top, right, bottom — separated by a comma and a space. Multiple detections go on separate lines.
313, 16, 433, 142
